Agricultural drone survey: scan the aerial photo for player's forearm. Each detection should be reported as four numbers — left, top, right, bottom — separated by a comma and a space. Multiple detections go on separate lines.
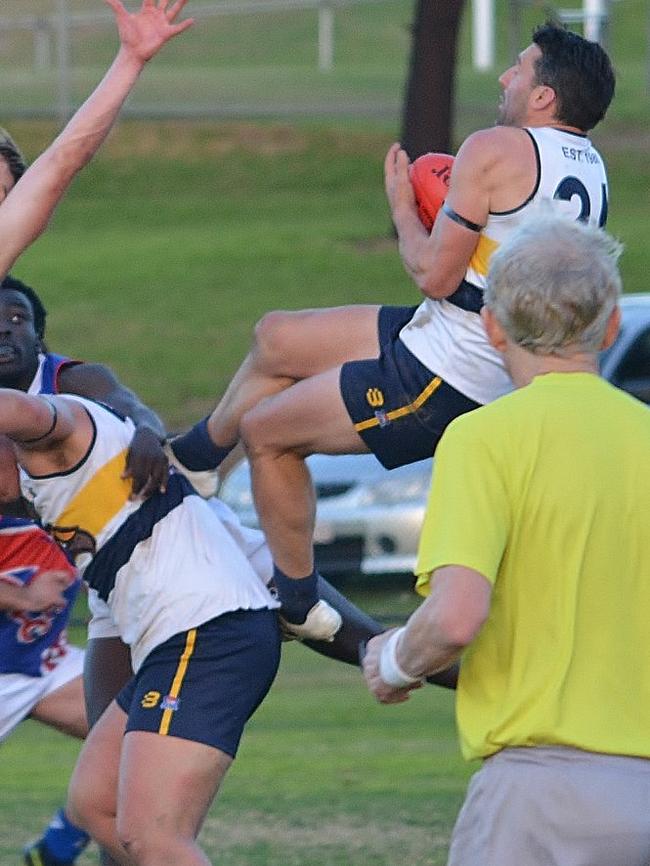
0, 50, 146, 278
105, 388, 166, 440
0, 582, 36, 612
45, 47, 146, 175
395, 207, 478, 301
397, 566, 491, 678
397, 618, 466, 679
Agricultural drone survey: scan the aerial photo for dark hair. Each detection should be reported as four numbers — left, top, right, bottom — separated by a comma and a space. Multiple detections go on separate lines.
532, 22, 615, 131
0, 275, 47, 339
0, 128, 27, 184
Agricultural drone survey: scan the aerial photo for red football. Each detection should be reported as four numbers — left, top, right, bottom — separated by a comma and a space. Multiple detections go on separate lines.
408, 152, 454, 231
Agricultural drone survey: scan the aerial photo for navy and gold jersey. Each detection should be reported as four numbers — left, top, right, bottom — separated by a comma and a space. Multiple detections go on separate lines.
465, 128, 608, 290
19, 396, 278, 671
399, 127, 608, 406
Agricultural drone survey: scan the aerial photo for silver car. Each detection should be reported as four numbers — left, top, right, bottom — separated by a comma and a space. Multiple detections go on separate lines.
219, 293, 650, 579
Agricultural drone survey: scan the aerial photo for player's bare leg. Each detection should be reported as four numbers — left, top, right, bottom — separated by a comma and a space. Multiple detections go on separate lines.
168, 306, 381, 491
69, 699, 231, 866
30, 674, 88, 738
84, 636, 132, 727
83, 636, 134, 866
117, 731, 231, 866
209, 305, 381, 446
239, 366, 368, 636
67, 701, 131, 866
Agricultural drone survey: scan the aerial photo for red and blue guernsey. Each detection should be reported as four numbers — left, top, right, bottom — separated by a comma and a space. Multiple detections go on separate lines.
0, 517, 80, 677
27, 351, 80, 398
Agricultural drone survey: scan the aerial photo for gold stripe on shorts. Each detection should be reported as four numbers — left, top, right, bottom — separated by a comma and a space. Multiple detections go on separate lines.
354, 376, 442, 433
158, 628, 197, 736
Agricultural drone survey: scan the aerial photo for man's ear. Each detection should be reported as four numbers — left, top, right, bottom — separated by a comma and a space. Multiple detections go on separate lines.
601, 305, 621, 350
531, 83, 556, 115
481, 306, 508, 353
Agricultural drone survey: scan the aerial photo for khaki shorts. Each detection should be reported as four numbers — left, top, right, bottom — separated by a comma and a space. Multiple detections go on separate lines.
448, 746, 650, 866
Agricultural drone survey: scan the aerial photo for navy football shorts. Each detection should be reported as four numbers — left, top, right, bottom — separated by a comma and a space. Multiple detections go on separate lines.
340, 305, 480, 469
116, 609, 280, 758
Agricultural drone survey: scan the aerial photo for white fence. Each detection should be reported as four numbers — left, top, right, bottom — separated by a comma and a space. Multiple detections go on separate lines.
0, 0, 403, 121
1, 0, 646, 121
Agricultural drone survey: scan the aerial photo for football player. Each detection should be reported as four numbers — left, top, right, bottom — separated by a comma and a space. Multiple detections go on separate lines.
168, 24, 616, 643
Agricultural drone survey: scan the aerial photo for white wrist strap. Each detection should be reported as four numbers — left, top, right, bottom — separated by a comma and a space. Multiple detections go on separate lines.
379, 627, 421, 688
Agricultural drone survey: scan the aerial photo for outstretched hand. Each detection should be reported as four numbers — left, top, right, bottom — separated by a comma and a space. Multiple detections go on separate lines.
104, 0, 195, 63
384, 142, 417, 223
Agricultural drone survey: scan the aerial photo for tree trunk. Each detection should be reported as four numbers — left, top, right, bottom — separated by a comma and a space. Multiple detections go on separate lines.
401, 0, 467, 160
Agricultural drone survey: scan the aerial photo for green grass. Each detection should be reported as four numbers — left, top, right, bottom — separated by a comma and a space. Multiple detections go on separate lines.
6, 115, 648, 430
0, 2, 648, 862
2, 613, 469, 865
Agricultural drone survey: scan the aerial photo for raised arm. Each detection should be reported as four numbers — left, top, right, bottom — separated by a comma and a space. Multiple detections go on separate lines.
0, 390, 94, 484
0, 390, 76, 445
0, 0, 194, 279
385, 129, 507, 299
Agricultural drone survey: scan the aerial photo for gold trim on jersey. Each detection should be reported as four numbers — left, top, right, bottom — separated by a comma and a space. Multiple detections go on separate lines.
354, 376, 442, 433
467, 233, 500, 279
159, 628, 197, 735
53, 449, 132, 538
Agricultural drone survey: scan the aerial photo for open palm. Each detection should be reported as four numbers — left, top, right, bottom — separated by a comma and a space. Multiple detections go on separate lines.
104, 0, 194, 62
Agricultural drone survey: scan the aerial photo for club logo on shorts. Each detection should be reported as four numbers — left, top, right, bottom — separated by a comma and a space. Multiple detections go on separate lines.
161, 695, 180, 712
374, 410, 390, 428
366, 387, 384, 408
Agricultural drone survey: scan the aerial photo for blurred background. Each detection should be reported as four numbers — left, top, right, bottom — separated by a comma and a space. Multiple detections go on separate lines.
0, 0, 647, 428
0, 2, 648, 863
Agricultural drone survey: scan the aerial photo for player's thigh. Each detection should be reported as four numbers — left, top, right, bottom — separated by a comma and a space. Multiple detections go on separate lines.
84, 636, 133, 727
67, 699, 126, 827
254, 305, 381, 379
118, 731, 232, 843
30, 649, 88, 738
241, 365, 368, 456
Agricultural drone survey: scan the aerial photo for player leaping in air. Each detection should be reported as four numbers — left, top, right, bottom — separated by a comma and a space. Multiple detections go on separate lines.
167, 24, 616, 641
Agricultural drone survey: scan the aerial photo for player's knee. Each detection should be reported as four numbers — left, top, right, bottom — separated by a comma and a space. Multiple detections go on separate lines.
66, 779, 100, 836
252, 310, 298, 369
117, 821, 184, 866
239, 405, 274, 458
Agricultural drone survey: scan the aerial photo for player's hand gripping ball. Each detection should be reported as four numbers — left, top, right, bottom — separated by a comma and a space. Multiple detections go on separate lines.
408, 152, 454, 231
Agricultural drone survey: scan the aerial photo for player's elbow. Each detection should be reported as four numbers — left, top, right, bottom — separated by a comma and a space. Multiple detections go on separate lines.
435, 604, 488, 650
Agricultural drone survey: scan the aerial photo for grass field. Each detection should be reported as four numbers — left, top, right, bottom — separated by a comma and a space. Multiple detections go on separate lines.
0, 2, 649, 863
4, 628, 468, 865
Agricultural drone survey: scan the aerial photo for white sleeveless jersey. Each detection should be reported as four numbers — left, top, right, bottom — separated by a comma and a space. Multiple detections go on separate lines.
19, 396, 278, 671
399, 127, 608, 405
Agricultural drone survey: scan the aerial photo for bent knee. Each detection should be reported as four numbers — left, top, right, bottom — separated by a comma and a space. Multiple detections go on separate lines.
67, 783, 103, 835
239, 405, 279, 458
252, 310, 297, 365
117, 822, 191, 866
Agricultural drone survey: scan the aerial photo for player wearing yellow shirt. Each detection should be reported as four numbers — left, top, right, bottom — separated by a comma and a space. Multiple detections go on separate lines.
362, 214, 650, 866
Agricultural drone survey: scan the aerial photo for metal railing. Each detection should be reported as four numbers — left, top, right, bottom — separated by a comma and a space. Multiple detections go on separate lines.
0, 0, 400, 122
